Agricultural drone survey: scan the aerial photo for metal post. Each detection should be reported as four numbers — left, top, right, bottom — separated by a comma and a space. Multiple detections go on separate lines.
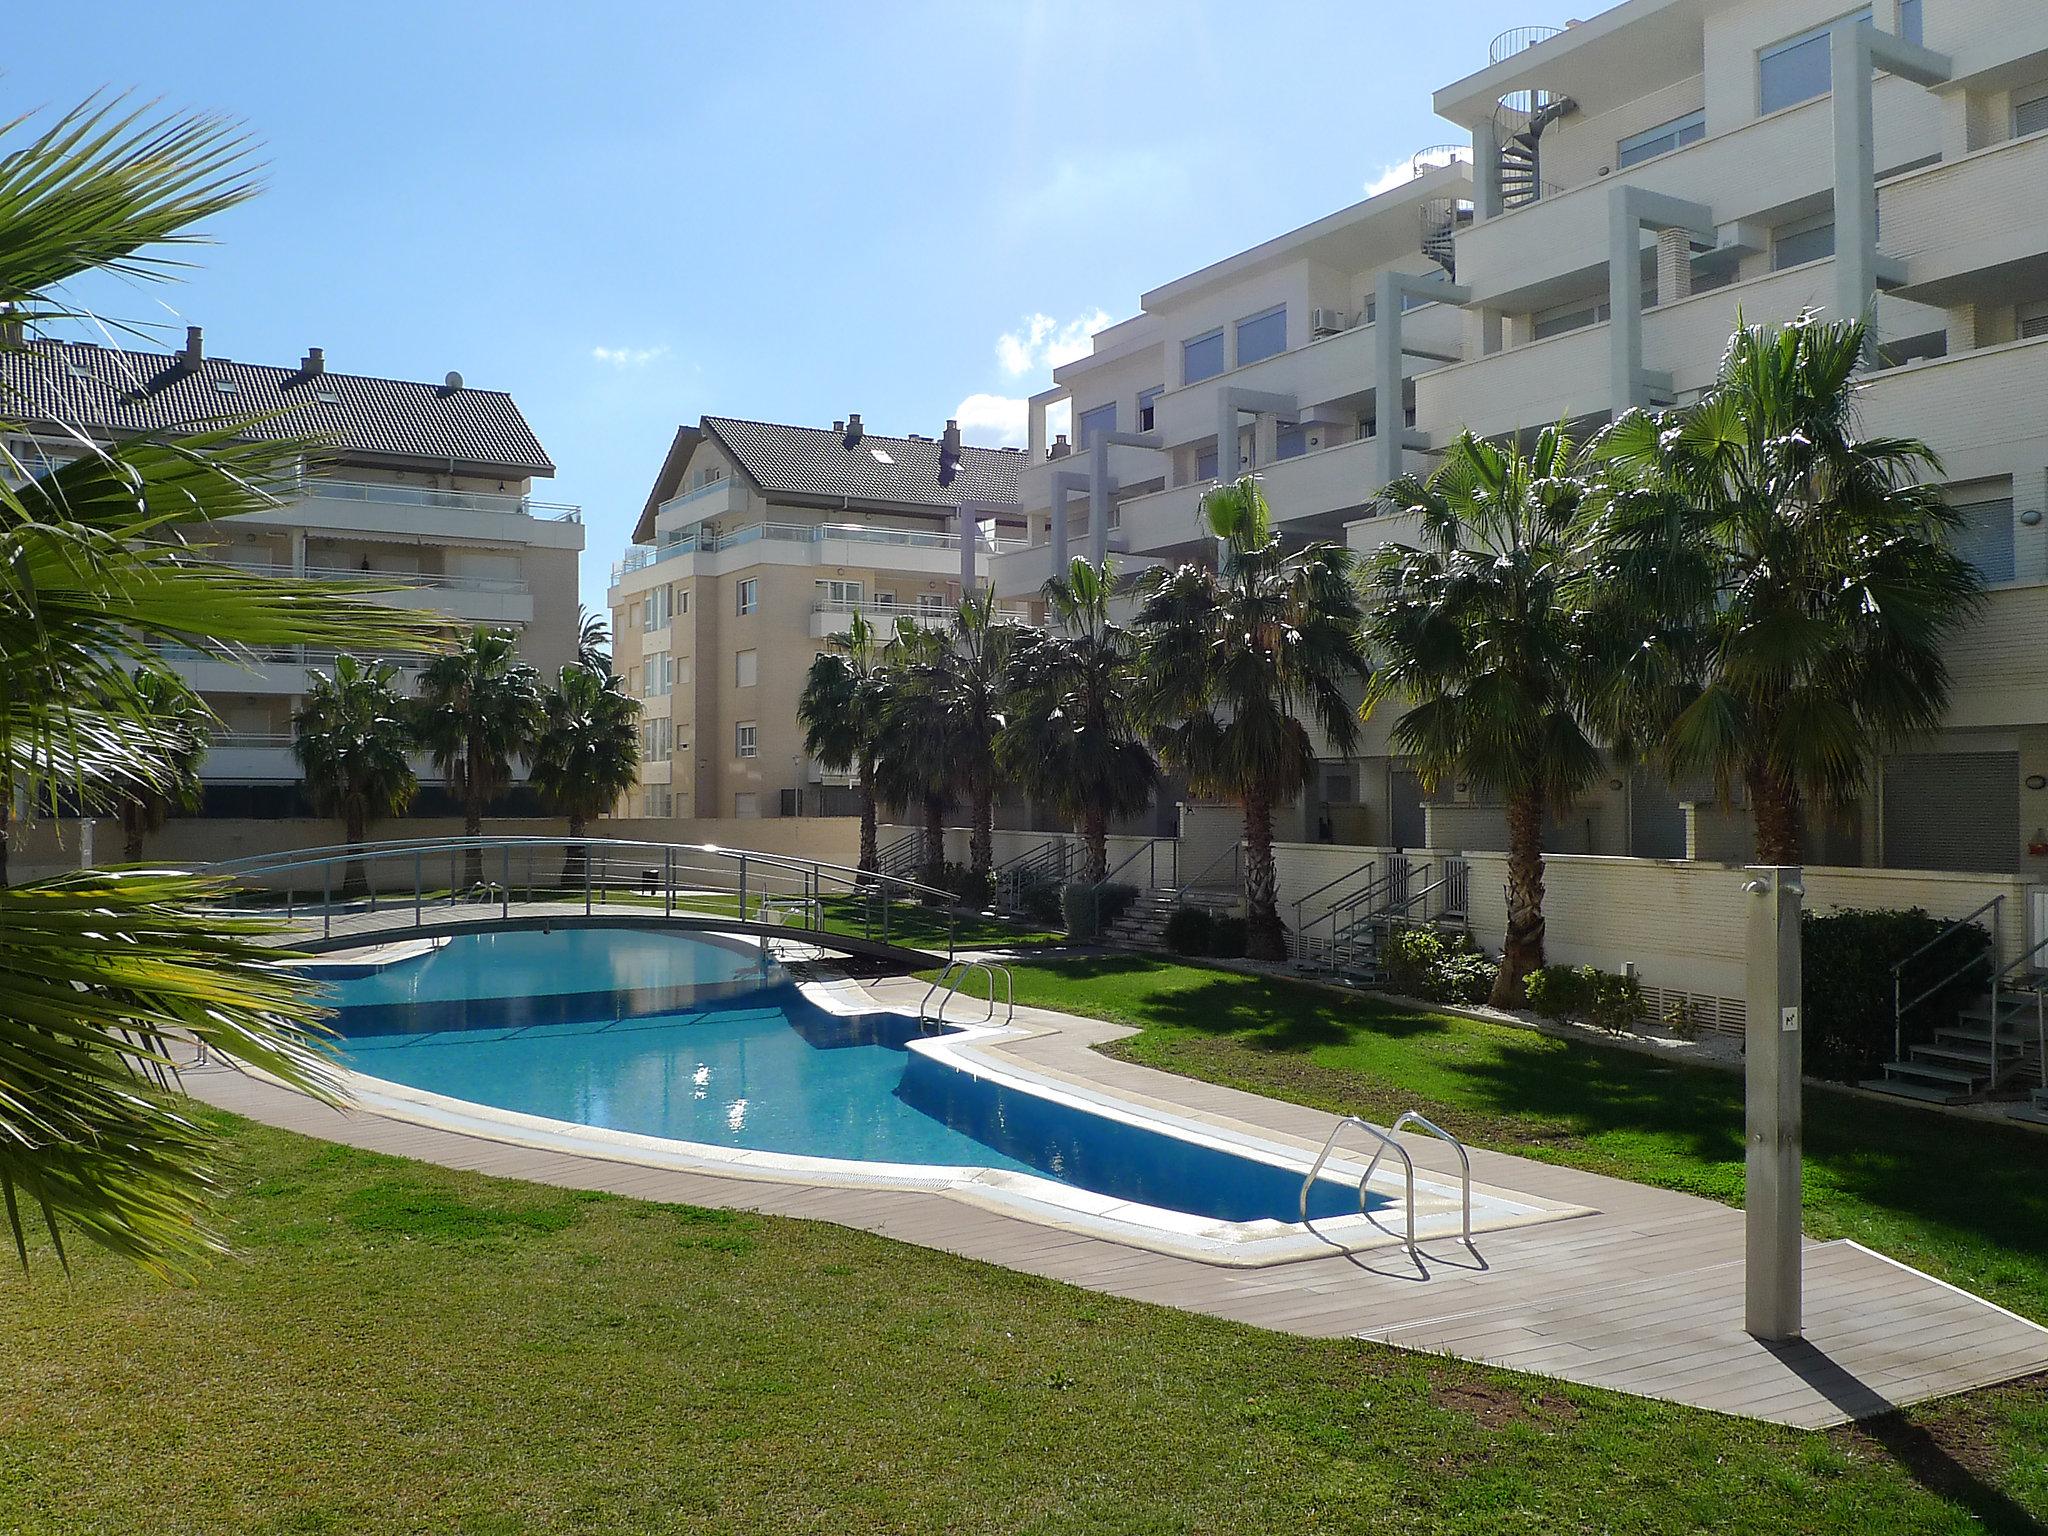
501, 846, 510, 919
584, 846, 593, 915
738, 854, 748, 924
665, 848, 674, 918
1744, 865, 1805, 1342
322, 860, 332, 940
414, 851, 422, 929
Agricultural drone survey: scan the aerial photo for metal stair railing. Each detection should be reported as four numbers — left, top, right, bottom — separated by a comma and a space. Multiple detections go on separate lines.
918, 960, 1015, 1031
1986, 929, 2048, 1089
1097, 836, 1178, 894
1890, 895, 2002, 1062
1171, 842, 1243, 908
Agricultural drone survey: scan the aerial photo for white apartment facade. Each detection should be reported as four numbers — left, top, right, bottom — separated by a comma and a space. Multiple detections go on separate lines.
993, 0, 2048, 876
607, 415, 1026, 820
2, 330, 584, 814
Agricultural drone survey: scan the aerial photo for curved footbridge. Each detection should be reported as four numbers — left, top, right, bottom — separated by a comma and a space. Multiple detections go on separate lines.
192, 838, 2048, 1430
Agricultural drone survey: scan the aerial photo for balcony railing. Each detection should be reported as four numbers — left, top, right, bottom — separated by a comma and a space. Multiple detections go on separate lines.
611, 521, 1029, 583
212, 731, 296, 749
812, 598, 1029, 625
215, 559, 529, 596
304, 477, 581, 522
150, 642, 436, 670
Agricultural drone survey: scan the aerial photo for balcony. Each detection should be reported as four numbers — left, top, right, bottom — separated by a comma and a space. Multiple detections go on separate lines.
809, 598, 1029, 639
653, 477, 745, 527
1862, 333, 2048, 484
305, 477, 580, 522
222, 558, 534, 624
151, 643, 433, 696
1345, 505, 1429, 558
1880, 129, 2048, 302
1414, 322, 1610, 441
615, 521, 1030, 589
1017, 441, 1164, 514
205, 732, 298, 783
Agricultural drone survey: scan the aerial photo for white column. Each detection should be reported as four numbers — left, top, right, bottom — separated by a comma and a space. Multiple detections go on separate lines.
1608, 184, 1646, 416
1470, 118, 1503, 221
1373, 271, 1405, 488
1832, 26, 1880, 347
1215, 396, 1241, 482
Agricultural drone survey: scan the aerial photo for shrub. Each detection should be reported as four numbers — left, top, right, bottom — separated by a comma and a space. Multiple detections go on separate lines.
1163, 905, 1214, 955
1016, 872, 1064, 925
1061, 881, 1137, 940
935, 861, 991, 908
1801, 906, 1993, 1082
1208, 915, 1248, 959
1524, 964, 1641, 1031
1662, 997, 1703, 1041
1379, 926, 1499, 1005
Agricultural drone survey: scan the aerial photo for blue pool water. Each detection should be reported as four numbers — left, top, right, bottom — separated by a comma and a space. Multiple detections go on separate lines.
318, 929, 1375, 1225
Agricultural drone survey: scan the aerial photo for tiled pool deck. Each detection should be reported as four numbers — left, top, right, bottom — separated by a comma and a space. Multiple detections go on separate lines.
194, 914, 2048, 1429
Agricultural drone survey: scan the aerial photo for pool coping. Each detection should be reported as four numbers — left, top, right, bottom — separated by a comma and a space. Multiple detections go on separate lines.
328, 954, 1592, 1268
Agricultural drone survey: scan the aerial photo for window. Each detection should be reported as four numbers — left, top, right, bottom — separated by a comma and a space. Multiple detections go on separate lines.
1759, 10, 1871, 116
1076, 402, 1117, 450
1773, 216, 1836, 270
2018, 300, 2048, 340
735, 577, 758, 615
1182, 328, 1225, 385
2015, 86, 2048, 140
735, 721, 757, 759
1195, 447, 1219, 481
1275, 423, 1309, 461
1618, 108, 1706, 169
1532, 300, 1610, 340
642, 717, 674, 762
1137, 386, 1163, 432
1897, 0, 1922, 45
1949, 496, 2015, 584
916, 593, 948, 617
868, 446, 894, 464
733, 792, 759, 818
734, 649, 757, 688
642, 584, 672, 631
1234, 306, 1286, 366
815, 578, 863, 608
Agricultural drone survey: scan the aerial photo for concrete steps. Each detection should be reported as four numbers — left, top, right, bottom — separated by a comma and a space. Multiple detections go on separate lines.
1865, 989, 2037, 1105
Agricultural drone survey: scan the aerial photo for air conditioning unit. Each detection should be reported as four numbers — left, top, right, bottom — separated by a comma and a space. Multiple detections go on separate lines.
1309, 307, 1351, 338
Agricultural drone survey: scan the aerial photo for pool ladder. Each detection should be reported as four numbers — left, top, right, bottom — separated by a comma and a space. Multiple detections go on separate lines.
1298, 1111, 1472, 1259
918, 961, 1015, 1030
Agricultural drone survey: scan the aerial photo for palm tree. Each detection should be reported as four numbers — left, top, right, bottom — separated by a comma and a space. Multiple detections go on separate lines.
110, 668, 211, 862
873, 619, 955, 892
530, 663, 640, 881
1583, 312, 1983, 864
1134, 477, 1371, 960
1002, 558, 1157, 885
1362, 428, 1604, 1007
931, 590, 1013, 894
575, 605, 612, 673
293, 656, 420, 896
413, 627, 543, 887
0, 96, 443, 1272
798, 608, 889, 874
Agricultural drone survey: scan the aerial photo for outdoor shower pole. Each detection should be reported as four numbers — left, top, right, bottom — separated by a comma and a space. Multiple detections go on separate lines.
1743, 865, 1805, 1342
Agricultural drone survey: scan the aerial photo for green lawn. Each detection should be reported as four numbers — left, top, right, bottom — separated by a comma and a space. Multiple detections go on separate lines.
986, 955, 2048, 1325
4, 1113, 2045, 1535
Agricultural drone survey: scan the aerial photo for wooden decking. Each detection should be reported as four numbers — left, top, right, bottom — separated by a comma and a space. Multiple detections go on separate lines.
195, 918, 2048, 1430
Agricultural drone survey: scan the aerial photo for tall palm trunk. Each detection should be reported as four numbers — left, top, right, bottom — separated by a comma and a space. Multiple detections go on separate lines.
343, 805, 369, 900
462, 777, 484, 888
921, 794, 945, 894
0, 789, 10, 887
121, 799, 146, 863
1492, 788, 1547, 1009
563, 811, 588, 890
1081, 804, 1109, 887
1746, 761, 1803, 865
969, 775, 993, 898
857, 756, 878, 876
1242, 792, 1285, 962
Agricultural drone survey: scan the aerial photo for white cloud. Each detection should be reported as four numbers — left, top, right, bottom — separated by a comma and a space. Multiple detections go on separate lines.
995, 309, 1113, 378
1363, 145, 1470, 199
590, 344, 670, 367
953, 392, 1071, 449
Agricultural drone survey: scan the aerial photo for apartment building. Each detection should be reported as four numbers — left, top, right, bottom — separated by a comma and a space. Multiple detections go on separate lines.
1, 330, 584, 813
608, 415, 1025, 820
996, 0, 2048, 874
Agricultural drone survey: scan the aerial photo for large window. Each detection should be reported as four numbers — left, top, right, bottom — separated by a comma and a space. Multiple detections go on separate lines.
642, 584, 671, 631
1898, 0, 1922, 45
734, 649, 757, 688
1195, 447, 1219, 481
1076, 402, 1117, 450
1760, 9, 1872, 116
1618, 108, 1706, 169
1234, 306, 1287, 367
1137, 385, 1163, 432
2018, 300, 2048, 340
815, 578, 863, 607
1182, 328, 1225, 385
1772, 215, 1836, 270
735, 577, 758, 615
735, 721, 757, 759
1275, 423, 1309, 461
1532, 299, 1610, 340
1949, 496, 2015, 584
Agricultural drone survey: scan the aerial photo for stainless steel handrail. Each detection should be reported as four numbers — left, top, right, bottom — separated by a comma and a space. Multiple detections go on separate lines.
918, 960, 1015, 1030
1299, 1115, 1415, 1257
1367, 1112, 1472, 1249
1172, 841, 1242, 903
1891, 895, 2003, 1060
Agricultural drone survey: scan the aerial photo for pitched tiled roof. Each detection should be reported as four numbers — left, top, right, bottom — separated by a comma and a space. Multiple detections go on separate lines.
704, 416, 1021, 509
1, 339, 554, 476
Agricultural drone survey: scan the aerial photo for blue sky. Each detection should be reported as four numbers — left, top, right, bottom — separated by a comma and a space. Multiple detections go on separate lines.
23, 1, 1537, 614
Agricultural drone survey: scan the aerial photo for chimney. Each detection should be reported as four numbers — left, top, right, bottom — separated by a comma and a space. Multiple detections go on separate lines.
941, 418, 961, 459
843, 413, 863, 447
1050, 432, 1071, 459
832, 419, 845, 434
178, 325, 204, 366
301, 346, 325, 376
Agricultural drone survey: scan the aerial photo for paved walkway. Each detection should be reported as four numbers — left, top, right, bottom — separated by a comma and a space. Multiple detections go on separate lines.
194, 916, 2048, 1429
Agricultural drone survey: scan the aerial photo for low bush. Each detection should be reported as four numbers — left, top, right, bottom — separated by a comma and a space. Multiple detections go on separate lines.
935, 861, 991, 909
1802, 906, 1993, 1081
1061, 881, 1138, 939
1163, 905, 1214, 955
1379, 926, 1499, 1005
1207, 915, 1248, 960
1524, 964, 1644, 1033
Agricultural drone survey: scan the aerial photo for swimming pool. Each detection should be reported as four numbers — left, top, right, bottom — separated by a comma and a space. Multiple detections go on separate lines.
309, 926, 1576, 1260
